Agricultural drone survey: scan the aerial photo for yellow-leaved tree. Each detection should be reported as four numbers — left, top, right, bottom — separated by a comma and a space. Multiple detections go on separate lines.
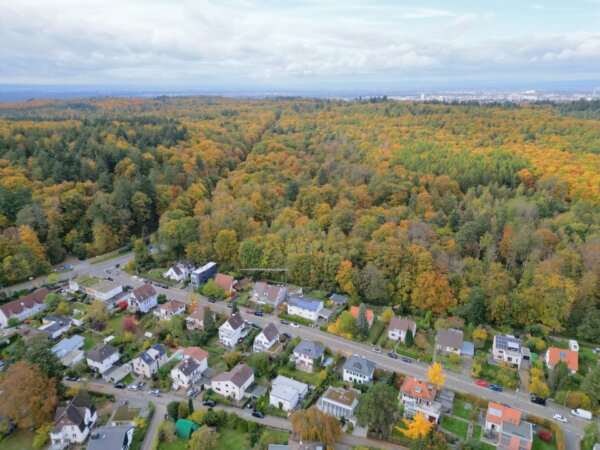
427, 362, 446, 389
402, 412, 433, 439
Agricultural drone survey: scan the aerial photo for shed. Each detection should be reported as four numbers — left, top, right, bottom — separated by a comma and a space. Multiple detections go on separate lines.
175, 419, 200, 440
461, 341, 475, 357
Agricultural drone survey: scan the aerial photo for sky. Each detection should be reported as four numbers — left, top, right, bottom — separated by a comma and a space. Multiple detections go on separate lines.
0, 0, 599, 90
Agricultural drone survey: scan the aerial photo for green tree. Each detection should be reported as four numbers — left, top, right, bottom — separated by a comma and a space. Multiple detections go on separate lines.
355, 303, 370, 338
16, 335, 64, 392
548, 360, 569, 395
405, 328, 414, 347
167, 401, 181, 421
44, 293, 63, 309
582, 364, 600, 407
133, 239, 153, 271
189, 426, 219, 450
246, 352, 270, 377
356, 383, 399, 437
202, 279, 226, 299
203, 306, 216, 334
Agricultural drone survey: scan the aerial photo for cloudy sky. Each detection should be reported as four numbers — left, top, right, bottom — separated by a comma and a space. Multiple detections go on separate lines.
0, 0, 599, 89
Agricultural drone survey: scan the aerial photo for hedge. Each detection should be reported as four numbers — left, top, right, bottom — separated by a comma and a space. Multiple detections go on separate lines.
277, 313, 313, 327
526, 414, 565, 450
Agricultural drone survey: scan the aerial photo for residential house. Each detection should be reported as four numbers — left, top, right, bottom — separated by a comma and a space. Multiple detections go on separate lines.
128, 284, 158, 313
388, 317, 417, 343
343, 355, 375, 385
270, 384, 299, 412
329, 294, 348, 306
87, 425, 134, 450
293, 340, 325, 372
287, 296, 323, 322
317, 387, 360, 423
52, 335, 85, 367
86, 344, 120, 374
132, 344, 168, 378
272, 375, 309, 398
485, 403, 533, 450
399, 376, 442, 423
211, 363, 255, 401
0, 287, 48, 328
253, 323, 280, 353
250, 282, 287, 307
190, 262, 217, 287
103, 364, 132, 384
171, 347, 208, 390
70, 274, 123, 301
50, 392, 98, 448
163, 260, 195, 282
215, 273, 236, 296
350, 306, 374, 329
545, 347, 579, 374
185, 307, 212, 331
435, 328, 464, 355
219, 312, 246, 348
40, 315, 72, 339
492, 335, 525, 369
154, 300, 186, 321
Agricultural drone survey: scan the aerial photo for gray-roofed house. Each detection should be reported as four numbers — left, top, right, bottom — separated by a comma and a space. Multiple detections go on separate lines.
253, 323, 280, 353
435, 328, 464, 355
293, 340, 325, 372
388, 317, 417, 343
40, 315, 72, 339
329, 294, 348, 306
132, 344, 168, 378
86, 344, 120, 374
250, 282, 287, 307
343, 355, 376, 385
52, 335, 85, 366
211, 363, 255, 401
270, 384, 300, 412
219, 312, 246, 348
272, 375, 309, 398
128, 284, 158, 313
87, 425, 134, 450
50, 392, 98, 448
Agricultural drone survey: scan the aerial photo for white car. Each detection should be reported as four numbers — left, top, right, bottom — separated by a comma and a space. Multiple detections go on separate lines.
552, 414, 567, 423
290, 323, 300, 328
127, 384, 140, 391
131, 275, 139, 280
372, 346, 382, 354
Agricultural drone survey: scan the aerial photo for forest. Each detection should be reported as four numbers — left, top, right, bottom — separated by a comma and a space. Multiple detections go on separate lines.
0, 96, 599, 341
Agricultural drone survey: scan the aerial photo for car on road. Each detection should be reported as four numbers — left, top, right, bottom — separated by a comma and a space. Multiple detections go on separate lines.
279, 319, 290, 325
253, 310, 264, 317
400, 357, 412, 363
251, 411, 265, 419
290, 322, 300, 328
113, 383, 126, 389
127, 384, 141, 391
251, 323, 261, 329
282, 332, 292, 339
530, 395, 546, 406
149, 389, 161, 397
115, 263, 120, 268
475, 379, 488, 387
28, 276, 34, 280
203, 400, 216, 407
372, 346, 382, 354
186, 389, 199, 398
64, 375, 79, 382
488, 384, 503, 392
226, 303, 233, 309
208, 298, 216, 303
131, 275, 139, 280
105, 277, 114, 281
387, 352, 398, 359
552, 414, 567, 423
119, 400, 128, 406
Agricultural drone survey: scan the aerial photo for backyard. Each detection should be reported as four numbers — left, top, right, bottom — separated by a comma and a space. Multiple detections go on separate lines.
441, 415, 469, 440
0, 429, 34, 450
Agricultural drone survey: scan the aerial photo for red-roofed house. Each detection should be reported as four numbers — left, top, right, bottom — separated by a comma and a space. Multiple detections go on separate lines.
154, 300, 186, 321
399, 376, 441, 423
545, 347, 579, 374
0, 288, 48, 328
214, 273, 235, 296
485, 403, 533, 450
350, 306, 374, 329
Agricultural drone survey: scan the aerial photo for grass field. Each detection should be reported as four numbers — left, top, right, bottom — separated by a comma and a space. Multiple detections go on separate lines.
216, 428, 249, 450
532, 435, 558, 450
441, 416, 469, 439
0, 429, 34, 450
277, 366, 325, 386
453, 398, 475, 420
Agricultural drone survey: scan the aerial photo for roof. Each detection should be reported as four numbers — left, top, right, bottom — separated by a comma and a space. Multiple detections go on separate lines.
187, 307, 205, 322
494, 335, 522, 352
192, 261, 217, 274
51, 335, 85, 358
321, 386, 359, 408
44, 314, 72, 325
260, 323, 279, 342
272, 375, 308, 394
252, 282, 286, 303
86, 344, 119, 363
215, 273, 235, 291
174, 358, 200, 376
293, 340, 325, 359
436, 328, 464, 349
131, 284, 157, 302
389, 316, 416, 333
226, 312, 244, 330
486, 402, 522, 426
288, 295, 322, 312
0, 287, 48, 318
212, 363, 254, 387
546, 347, 579, 371
343, 355, 375, 377
160, 299, 185, 312
175, 419, 200, 440
183, 347, 208, 363
329, 294, 348, 304
401, 377, 436, 402
350, 306, 374, 324
89, 279, 121, 294
53, 392, 95, 433
461, 341, 475, 357
271, 384, 299, 403
502, 420, 533, 442
136, 344, 166, 365
233, 277, 252, 290
87, 426, 133, 450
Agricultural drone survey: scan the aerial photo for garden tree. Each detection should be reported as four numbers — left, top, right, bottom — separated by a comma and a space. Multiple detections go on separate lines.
133, 239, 153, 271
44, 292, 63, 309
167, 401, 182, 421
381, 308, 394, 324
214, 229, 239, 268
582, 364, 600, 407
223, 351, 242, 369
203, 306, 216, 333
189, 426, 219, 450
16, 335, 64, 388
0, 361, 58, 428
202, 279, 226, 299
88, 300, 110, 327
582, 423, 600, 450
178, 402, 189, 420
327, 311, 356, 338
472, 327, 488, 348
32, 423, 52, 450
405, 328, 414, 347
402, 412, 434, 440
427, 363, 446, 389
411, 271, 456, 314
246, 352, 270, 377
290, 409, 342, 446
529, 378, 551, 399
356, 383, 399, 437
188, 409, 206, 425
122, 316, 138, 332
336, 260, 356, 296
548, 360, 569, 395
355, 303, 370, 337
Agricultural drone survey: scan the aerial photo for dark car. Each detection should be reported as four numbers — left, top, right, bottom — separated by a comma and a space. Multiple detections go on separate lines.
387, 352, 399, 359
530, 395, 546, 406
283, 332, 292, 339
254, 310, 264, 317
203, 399, 216, 407
65, 375, 79, 382
251, 323, 261, 329
252, 411, 265, 419
113, 382, 126, 389
489, 384, 503, 392
115, 264, 120, 268
226, 303, 233, 309
207, 298, 216, 303
401, 357, 412, 363
279, 319, 290, 325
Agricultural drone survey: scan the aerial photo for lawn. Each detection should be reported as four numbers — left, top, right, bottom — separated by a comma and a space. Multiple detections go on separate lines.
391, 420, 408, 438
473, 425, 482, 440
0, 429, 34, 450
277, 366, 325, 386
90, 249, 131, 265
439, 355, 462, 373
215, 428, 249, 450
113, 406, 141, 421
453, 398, 476, 420
368, 320, 385, 344
82, 331, 103, 350
141, 268, 175, 286
532, 435, 558, 450
441, 416, 469, 440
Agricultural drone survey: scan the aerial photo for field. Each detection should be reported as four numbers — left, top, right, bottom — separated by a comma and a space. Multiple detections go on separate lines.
440, 416, 468, 439
0, 429, 34, 450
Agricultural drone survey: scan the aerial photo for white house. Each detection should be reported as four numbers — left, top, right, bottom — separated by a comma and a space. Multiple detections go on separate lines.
40, 315, 72, 339
388, 317, 417, 343
132, 344, 168, 378
211, 363, 254, 402
50, 392, 97, 448
253, 323, 280, 353
52, 335, 85, 367
343, 355, 375, 385
86, 344, 120, 374
154, 300, 186, 321
286, 295, 323, 322
399, 377, 442, 423
87, 425, 135, 450
128, 284, 158, 314
250, 282, 287, 307
0, 287, 48, 328
163, 260, 195, 282
293, 340, 325, 372
70, 274, 123, 301
317, 387, 360, 424
269, 376, 308, 412
219, 312, 246, 348
492, 335, 525, 369
170, 347, 208, 390
435, 328, 464, 355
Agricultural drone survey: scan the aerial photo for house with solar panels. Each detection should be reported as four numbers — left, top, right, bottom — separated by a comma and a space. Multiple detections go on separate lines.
286, 295, 323, 322
343, 355, 375, 385
492, 335, 526, 369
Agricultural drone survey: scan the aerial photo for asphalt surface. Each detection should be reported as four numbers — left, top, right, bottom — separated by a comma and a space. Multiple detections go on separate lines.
5, 253, 591, 448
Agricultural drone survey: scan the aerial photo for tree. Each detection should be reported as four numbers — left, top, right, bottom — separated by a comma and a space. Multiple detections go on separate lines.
327, 311, 356, 338
17, 335, 64, 386
44, 293, 63, 309
548, 360, 569, 395
529, 378, 550, 399
405, 328, 414, 347
167, 401, 182, 421
202, 279, 226, 299
355, 303, 370, 338
203, 306, 216, 334
411, 271, 456, 314
0, 361, 58, 428
189, 426, 219, 450
582, 364, 600, 407
122, 316, 138, 332
223, 351, 242, 369
88, 300, 109, 326
403, 412, 434, 440
427, 362, 446, 389
189, 409, 206, 425
246, 352, 270, 377
290, 409, 342, 446
32, 423, 52, 450
188, 397, 194, 414
381, 308, 394, 324
336, 260, 356, 296
214, 229, 239, 267
356, 383, 399, 437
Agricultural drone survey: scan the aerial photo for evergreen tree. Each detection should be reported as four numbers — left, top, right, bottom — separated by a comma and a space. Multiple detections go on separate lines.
548, 360, 568, 395
355, 303, 369, 338
203, 306, 216, 334
405, 328, 414, 347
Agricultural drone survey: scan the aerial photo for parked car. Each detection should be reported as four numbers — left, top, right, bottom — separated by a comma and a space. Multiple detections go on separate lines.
279, 319, 290, 325
400, 357, 412, 363
387, 352, 398, 359
372, 346, 382, 354
149, 389, 161, 397
119, 400, 128, 406
475, 379, 488, 387
571, 408, 592, 420
113, 382, 126, 389
283, 332, 292, 339
530, 395, 546, 406
254, 310, 264, 317
208, 298, 216, 303
203, 399, 216, 407
186, 389, 199, 398
65, 375, 79, 382
115, 264, 120, 268
127, 384, 140, 391
226, 303, 233, 309
251, 323, 261, 329
553, 414, 567, 423
251, 411, 265, 419
290, 322, 300, 328
488, 384, 503, 392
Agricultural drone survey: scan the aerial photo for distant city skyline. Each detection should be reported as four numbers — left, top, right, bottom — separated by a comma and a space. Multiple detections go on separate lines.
0, 0, 599, 90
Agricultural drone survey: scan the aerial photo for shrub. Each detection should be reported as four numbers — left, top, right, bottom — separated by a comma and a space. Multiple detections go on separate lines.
538, 429, 552, 442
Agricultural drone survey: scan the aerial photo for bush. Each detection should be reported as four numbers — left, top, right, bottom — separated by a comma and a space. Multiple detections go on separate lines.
538, 429, 552, 442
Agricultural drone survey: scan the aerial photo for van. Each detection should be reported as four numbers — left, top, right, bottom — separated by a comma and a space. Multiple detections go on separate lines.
571, 408, 592, 420
568, 340, 579, 352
